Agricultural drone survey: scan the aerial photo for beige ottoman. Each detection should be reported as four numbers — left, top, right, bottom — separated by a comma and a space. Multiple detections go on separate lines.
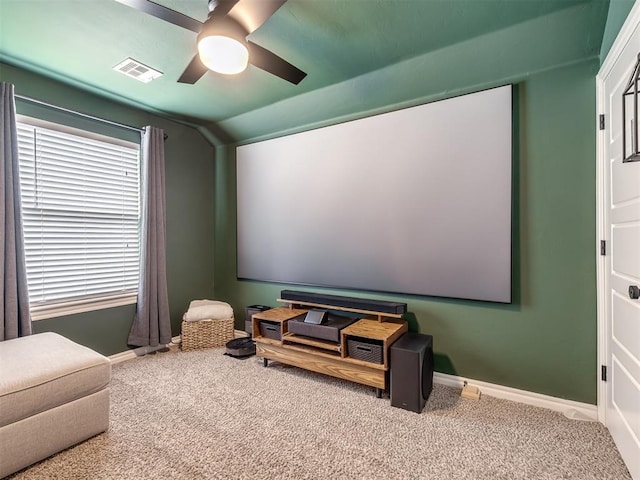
0, 332, 111, 478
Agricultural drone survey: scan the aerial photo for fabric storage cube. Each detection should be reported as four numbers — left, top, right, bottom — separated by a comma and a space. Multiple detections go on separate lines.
347, 337, 384, 364
258, 320, 282, 340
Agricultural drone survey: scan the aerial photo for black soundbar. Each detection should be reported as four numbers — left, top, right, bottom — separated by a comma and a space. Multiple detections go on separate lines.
280, 290, 407, 315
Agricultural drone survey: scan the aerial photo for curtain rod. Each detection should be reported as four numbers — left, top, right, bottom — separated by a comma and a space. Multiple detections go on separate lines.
14, 93, 144, 134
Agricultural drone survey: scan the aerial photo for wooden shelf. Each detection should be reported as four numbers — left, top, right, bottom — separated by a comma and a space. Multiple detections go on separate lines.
253, 306, 307, 323
282, 332, 341, 352
339, 354, 387, 371
252, 336, 282, 346
342, 318, 407, 368
270, 341, 342, 360
256, 343, 387, 388
252, 306, 307, 344
341, 318, 406, 341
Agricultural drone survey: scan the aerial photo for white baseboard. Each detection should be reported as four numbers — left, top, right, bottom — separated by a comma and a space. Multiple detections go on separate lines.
434, 372, 598, 422
108, 335, 181, 364
108, 330, 248, 365
108, 349, 138, 365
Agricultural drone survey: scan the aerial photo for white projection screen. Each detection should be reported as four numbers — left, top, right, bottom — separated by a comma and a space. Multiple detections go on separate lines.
236, 85, 512, 303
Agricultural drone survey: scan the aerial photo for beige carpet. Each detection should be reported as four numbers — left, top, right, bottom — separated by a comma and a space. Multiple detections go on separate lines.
9, 345, 631, 480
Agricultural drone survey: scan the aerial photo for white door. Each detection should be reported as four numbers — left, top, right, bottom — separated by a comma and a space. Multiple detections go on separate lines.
597, 5, 640, 479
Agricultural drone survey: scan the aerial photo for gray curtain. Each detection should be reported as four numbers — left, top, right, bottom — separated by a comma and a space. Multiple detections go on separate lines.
1, 82, 32, 341
128, 126, 171, 347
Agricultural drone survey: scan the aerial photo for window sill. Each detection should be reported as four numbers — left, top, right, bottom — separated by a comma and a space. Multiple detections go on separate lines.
31, 294, 138, 321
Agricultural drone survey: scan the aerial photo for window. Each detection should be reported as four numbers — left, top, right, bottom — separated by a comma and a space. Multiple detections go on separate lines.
16, 117, 141, 320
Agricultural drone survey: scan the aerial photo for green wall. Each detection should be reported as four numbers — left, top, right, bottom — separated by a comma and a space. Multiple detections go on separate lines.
213, 22, 603, 403
1, 62, 216, 356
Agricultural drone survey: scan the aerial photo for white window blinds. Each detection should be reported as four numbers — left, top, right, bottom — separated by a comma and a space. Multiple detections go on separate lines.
16, 119, 141, 317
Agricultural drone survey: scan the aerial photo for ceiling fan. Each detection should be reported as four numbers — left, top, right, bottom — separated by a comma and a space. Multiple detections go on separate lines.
114, 0, 307, 85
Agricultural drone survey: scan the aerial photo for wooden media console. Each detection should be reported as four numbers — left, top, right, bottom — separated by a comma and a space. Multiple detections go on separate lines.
252, 297, 408, 397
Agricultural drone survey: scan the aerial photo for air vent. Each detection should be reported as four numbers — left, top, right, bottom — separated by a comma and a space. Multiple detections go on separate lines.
113, 58, 163, 83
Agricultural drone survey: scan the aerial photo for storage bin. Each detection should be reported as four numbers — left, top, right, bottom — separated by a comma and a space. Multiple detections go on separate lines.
347, 337, 384, 364
258, 320, 282, 340
181, 317, 235, 351
245, 305, 271, 335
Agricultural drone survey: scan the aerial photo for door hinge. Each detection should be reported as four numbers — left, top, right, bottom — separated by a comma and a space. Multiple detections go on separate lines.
600, 240, 606, 256
601, 365, 607, 382
599, 114, 605, 130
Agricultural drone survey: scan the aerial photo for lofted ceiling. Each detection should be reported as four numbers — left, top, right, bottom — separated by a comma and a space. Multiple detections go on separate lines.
0, 0, 609, 142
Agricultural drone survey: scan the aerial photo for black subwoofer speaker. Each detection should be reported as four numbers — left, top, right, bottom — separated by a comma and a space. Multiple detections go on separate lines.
390, 333, 433, 413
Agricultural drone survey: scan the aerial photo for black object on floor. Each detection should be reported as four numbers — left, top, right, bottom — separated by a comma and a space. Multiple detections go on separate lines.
225, 337, 256, 358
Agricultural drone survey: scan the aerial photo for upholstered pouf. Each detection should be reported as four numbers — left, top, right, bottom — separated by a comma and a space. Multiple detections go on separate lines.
0, 332, 111, 478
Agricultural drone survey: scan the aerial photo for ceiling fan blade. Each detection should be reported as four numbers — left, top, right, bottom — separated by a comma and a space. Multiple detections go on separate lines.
247, 41, 306, 85
178, 55, 209, 84
113, 0, 203, 34
230, 0, 287, 34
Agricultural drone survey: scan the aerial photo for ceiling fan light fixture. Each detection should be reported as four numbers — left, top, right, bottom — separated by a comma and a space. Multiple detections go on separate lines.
197, 35, 248, 75
197, 16, 249, 75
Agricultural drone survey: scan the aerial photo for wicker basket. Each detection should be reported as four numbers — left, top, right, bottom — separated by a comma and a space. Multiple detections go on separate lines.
181, 317, 235, 351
